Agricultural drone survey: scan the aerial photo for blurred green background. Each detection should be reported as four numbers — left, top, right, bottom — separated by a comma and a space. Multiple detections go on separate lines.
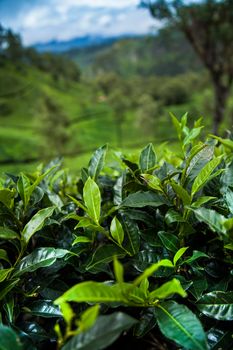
1, 1, 233, 175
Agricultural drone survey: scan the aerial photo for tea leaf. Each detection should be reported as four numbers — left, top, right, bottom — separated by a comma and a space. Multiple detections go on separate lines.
62, 312, 137, 350
158, 231, 179, 253
55, 281, 127, 304
191, 157, 221, 197
14, 248, 68, 276
139, 143, 156, 172
149, 278, 187, 300
121, 191, 168, 208
173, 247, 189, 266
197, 291, 233, 321
0, 324, 23, 350
155, 301, 207, 350
88, 144, 107, 180
110, 216, 124, 245
22, 206, 56, 244
83, 177, 101, 225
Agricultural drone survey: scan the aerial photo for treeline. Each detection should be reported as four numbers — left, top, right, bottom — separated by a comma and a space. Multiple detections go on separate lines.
0, 25, 81, 82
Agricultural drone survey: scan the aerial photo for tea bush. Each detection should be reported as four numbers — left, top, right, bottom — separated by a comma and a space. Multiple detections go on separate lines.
0, 115, 232, 350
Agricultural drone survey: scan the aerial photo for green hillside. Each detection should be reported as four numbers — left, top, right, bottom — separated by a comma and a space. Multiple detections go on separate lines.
1, 26, 232, 175
66, 28, 202, 77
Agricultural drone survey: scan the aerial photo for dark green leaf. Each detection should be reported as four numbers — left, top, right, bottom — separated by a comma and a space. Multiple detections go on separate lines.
158, 231, 179, 253
121, 191, 168, 208
121, 215, 140, 256
0, 324, 22, 350
139, 143, 156, 172
197, 291, 233, 320
192, 208, 226, 234
14, 248, 68, 276
25, 300, 62, 318
22, 206, 56, 244
88, 145, 107, 180
155, 301, 207, 350
86, 245, 125, 273
0, 279, 20, 300
62, 312, 137, 350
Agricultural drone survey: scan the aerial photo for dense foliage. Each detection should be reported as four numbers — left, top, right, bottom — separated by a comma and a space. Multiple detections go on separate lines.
0, 115, 232, 349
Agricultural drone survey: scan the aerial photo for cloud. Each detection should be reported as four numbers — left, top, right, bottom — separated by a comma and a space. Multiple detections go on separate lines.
0, 0, 158, 45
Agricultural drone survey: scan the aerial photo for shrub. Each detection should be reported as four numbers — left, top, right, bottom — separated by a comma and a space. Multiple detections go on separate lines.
0, 115, 232, 350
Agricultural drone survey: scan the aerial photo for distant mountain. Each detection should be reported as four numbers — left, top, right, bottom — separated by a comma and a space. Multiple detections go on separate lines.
65, 28, 202, 77
33, 35, 139, 53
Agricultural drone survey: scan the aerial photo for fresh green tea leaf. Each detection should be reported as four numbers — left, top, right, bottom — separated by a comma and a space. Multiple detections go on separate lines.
149, 278, 187, 300
22, 206, 55, 244
83, 177, 101, 224
110, 216, 124, 245
191, 157, 221, 197
173, 247, 189, 266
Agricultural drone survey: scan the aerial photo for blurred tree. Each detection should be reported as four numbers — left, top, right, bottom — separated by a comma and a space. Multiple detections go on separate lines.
141, 0, 233, 133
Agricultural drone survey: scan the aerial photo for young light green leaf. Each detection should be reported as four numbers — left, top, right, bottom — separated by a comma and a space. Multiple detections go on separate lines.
182, 251, 209, 265
110, 216, 124, 245
0, 226, 19, 240
88, 144, 108, 180
83, 177, 101, 224
191, 157, 221, 197
78, 305, 100, 333
22, 206, 55, 244
171, 181, 191, 206
170, 113, 182, 140
209, 134, 233, 150
55, 281, 127, 305
72, 236, 92, 246
133, 259, 174, 287
0, 249, 10, 264
155, 301, 207, 350
0, 189, 15, 209
0, 268, 14, 283
149, 278, 187, 300
60, 302, 74, 328
139, 143, 156, 172
191, 196, 216, 208
173, 247, 189, 266
113, 256, 124, 283
141, 174, 162, 192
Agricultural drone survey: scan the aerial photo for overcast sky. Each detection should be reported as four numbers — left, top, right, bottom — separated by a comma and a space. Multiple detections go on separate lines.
0, 0, 158, 45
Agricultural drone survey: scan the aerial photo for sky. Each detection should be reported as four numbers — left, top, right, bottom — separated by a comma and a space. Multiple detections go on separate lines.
0, 0, 158, 45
